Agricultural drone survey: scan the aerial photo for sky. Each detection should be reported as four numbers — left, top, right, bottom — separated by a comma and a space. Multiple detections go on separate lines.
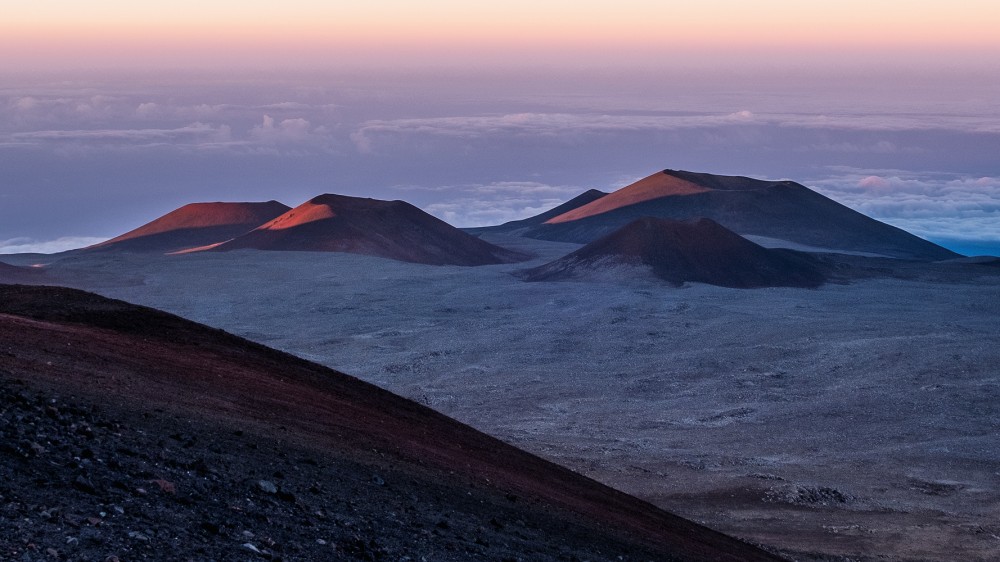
4, 1, 1000, 69
1, 1, 999, 255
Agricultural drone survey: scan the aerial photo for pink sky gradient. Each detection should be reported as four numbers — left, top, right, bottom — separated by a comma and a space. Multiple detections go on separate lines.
3, 1, 1000, 70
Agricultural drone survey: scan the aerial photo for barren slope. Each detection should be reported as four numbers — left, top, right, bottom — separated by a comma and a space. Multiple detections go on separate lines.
0, 284, 775, 562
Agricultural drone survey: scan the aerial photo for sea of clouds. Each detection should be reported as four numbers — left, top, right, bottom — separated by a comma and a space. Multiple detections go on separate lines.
2, 69, 998, 254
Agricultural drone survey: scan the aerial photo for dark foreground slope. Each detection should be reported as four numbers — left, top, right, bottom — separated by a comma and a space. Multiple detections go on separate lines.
0, 285, 776, 562
524, 170, 958, 261
522, 217, 826, 288
82, 201, 291, 254
208, 194, 528, 266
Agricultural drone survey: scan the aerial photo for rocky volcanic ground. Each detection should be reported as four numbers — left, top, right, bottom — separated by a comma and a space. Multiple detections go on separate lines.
11, 239, 998, 562
1, 377, 686, 562
0, 284, 775, 562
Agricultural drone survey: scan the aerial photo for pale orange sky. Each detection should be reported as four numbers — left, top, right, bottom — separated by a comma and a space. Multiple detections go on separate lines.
3, 1, 1000, 69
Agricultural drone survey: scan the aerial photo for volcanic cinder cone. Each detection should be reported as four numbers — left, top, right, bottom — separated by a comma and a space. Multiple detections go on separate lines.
207, 193, 529, 266
84, 201, 291, 254
520, 170, 958, 261
522, 216, 827, 288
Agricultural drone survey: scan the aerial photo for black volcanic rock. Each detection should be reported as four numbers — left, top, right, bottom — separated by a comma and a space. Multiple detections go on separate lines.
0, 284, 778, 561
83, 201, 291, 254
522, 217, 827, 288
208, 193, 528, 266
523, 169, 958, 261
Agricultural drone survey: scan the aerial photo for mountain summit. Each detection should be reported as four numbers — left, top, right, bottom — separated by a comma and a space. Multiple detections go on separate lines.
207, 194, 528, 266
84, 201, 291, 254
512, 170, 957, 261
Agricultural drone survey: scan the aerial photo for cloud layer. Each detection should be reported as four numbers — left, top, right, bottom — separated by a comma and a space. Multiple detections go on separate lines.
402, 181, 585, 227
0, 236, 107, 254
810, 169, 1000, 242
1, 69, 998, 248
351, 110, 1000, 153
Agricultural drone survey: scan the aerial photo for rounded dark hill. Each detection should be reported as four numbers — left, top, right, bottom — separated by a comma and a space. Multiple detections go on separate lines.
522, 216, 827, 288
208, 194, 529, 266
0, 261, 44, 283
0, 284, 778, 561
527, 169, 958, 261
83, 201, 291, 254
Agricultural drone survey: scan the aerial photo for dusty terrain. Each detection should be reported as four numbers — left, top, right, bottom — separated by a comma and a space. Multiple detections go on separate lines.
5, 235, 1000, 560
0, 285, 773, 561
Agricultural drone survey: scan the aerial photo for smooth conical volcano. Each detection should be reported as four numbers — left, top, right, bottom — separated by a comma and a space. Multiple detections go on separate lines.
208, 194, 528, 266
547, 174, 711, 225
522, 216, 827, 288
85, 201, 291, 254
522, 170, 958, 261
0, 284, 779, 561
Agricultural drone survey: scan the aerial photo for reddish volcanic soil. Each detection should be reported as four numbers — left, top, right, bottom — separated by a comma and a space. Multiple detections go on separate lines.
522, 217, 827, 288
85, 201, 291, 254
547, 175, 709, 224
525, 169, 958, 261
208, 194, 528, 266
0, 285, 777, 561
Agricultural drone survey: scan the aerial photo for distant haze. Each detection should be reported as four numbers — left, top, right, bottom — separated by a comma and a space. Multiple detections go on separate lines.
1, 2, 998, 255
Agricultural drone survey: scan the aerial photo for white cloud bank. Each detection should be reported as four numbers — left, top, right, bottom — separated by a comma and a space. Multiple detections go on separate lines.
402, 181, 585, 227
350, 111, 764, 152
0, 236, 107, 255
350, 110, 1000, 153
250, 114, 320, 144
810, 169, 1000, 242
4, 122, 233, 149
3, 76, 998, 248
